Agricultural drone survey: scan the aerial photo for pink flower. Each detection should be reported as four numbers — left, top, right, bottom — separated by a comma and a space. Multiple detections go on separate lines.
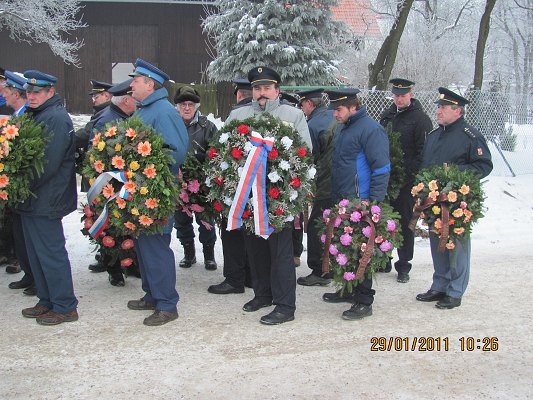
190, 204, 205, 213
187, 179, 200, 193
102, 236, 115, 248
371, 205, 381, 215
387, 220, 396, 232
379, 240, 393, 252
329, 244, 338, 256
372, 213, 380, 223
343, 271, 356, 281
362, 226, 372, 238
84, 218, 94, 230
120, 258, 134, 267
121, 239, 134, 250
320, 234, 326, 243
179, 191, 189, 203
343, 226, 353, 234
336, 253, 348, 266
334, 216, 342, 227
83, 205, 94, 218
350, 211, 361, 222
340, 233, 352, 246
460, 201, 468, 209
338, 207, 346, 215
338, 199, 349, 208
375, 235, 384, 244
322, 209, 331, 219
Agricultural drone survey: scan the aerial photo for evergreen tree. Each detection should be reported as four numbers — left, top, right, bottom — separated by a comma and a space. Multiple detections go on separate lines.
203, 0, 347, 85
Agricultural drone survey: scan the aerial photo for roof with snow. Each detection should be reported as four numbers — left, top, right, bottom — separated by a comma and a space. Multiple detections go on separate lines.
332, 0, 382, 39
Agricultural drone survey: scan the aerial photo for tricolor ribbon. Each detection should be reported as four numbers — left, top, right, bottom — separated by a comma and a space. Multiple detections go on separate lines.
87, 170, 130, 238
227, 131, 275, 239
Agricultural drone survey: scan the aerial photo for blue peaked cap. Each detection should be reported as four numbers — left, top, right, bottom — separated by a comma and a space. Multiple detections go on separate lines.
129, 58, 169, 85
3, 71, 26, 91
23, 70, 57, 91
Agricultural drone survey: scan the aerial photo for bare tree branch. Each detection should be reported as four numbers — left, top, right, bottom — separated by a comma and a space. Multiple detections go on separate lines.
435, 0, 473, 40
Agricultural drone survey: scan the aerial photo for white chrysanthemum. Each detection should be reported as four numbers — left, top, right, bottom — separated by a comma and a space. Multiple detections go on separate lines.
284, 215, 294, 222
244, 141, 253, 154
307, 166, 317, 179
220, 161, 229, 170
205, 177, 212, 187
224, 196, 233, 206
279, 160, 290, 171
280, 136, 293, 150
268, 170, 281, 183
289, 190, 298, 202
219, 132, 229, 144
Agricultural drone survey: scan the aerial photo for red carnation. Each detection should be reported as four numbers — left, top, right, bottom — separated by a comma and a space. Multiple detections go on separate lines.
120, 258, 134, 267
84, 218, 94, 230
242, 210, 251, 218
268, 148, 278, 160
275, 207, 283, 216
231, 147, 243, 160
268, 187, 280, 199
237, 124, 249, 135
290, 177, 301, 188
213, 200, 223, 212
297, 147, 307, 158
102, 236, 116, 248
207, 148, 217, 159
121, 239, 134, 250
215, 176, 225, 186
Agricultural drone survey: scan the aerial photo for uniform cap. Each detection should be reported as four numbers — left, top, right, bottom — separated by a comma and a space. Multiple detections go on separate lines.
280, 92, 300, 107
434, 87, 469, 106
23, 70, 57, 91
88, 79, 113, 96
233, 78, 251, 95
129, 58, 170, 85
108, 78, 133, 96
296, 88, 324, 104
247, 66, 281, 87
3, 71, 26, 91
389, 78, 414, 95
324, 88, 360, 109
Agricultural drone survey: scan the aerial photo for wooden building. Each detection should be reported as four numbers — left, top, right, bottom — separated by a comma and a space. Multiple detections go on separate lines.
0, 0, 216, 113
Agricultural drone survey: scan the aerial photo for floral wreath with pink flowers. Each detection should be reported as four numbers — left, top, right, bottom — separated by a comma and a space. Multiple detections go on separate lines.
319, 199, 402, 293
409, 164, 485, 252
204, 114, 315, 236
81, 117, 180, 238
0, 114, 46, 210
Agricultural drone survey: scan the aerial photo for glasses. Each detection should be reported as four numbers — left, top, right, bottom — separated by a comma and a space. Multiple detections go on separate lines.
178, 102, 196, 109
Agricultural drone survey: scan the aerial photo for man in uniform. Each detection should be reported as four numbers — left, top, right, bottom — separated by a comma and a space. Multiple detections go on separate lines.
17, 70, 79, 325
232, 78, 252, 110
173, 85, 218, 271
416, 87, 492, 309
2, 71, 36, 295
295, 88, 336, 287
221, 66, 311, 325
126, 58, 188, 326
379, 78, 433, 283
322, 88, 390, 320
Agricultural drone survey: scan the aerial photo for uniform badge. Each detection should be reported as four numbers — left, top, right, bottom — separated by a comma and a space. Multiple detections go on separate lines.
477, 148, 483, 156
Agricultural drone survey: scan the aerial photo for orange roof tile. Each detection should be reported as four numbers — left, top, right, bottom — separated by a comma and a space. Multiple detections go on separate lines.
332, 0, 382, 39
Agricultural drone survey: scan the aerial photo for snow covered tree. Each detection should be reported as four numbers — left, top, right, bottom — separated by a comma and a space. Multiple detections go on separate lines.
0, 0, 86, 65
202, 0, 347, 85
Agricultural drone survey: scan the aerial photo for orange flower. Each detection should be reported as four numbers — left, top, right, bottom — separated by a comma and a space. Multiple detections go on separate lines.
93, 160, 105, 173
452, 208, 464, 218
139, 215, 154, 226
143, 164, 157, 179
2, 124, 19, 140
434, 218, 442, 230
102, 183, 115, 199
0, 141, 8, 158
428, 190, 439, 201
0, 190, 7, 200
0, 162, 4, 172
447, 191, 457, 202
111, 155, 125, 169
429, 180, 438, 191
446, 242, 455, 250
459, 184, 470, 195
464, 209, 473, 219
125, 128, 137, 139
105, 126, 118, 137
124, 221, 136, 230
0, 116, 10, 127
145, 198, 159, 209
116, 197, 126, 209
449, 219, 455, 225
92, 132, 101, 147
137, 141, 152, 156
454, 227, 465, 235
124, 180, 137, 194
0, 174, 9, 188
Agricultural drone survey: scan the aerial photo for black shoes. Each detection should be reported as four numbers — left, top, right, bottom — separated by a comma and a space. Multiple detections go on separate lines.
6, 262, 21, 274
23, 285, 37, 296
88, 261, 106, 273
109, 273, 125, 287
179, 241, 196, 268
435, 296, 462, 309
260, 310, 294, 325
342, 303, 373, 320
416, 290, 446, 302
8, 280, 33, 289
322, 290, 354, 303
143, 310, 178, 326
397, 272, 410, 283
208, 281, 244, 294
127, 298, 156, 310
297, 273, 331, 287
243, 297, 273, 312
203, 245, 217, 271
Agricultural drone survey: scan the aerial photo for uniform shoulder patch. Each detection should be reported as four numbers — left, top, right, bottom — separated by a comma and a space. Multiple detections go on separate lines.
463, 127, 477, 139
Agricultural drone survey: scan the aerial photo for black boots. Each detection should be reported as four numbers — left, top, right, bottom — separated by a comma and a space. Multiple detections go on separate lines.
179, 241, 196, 268
203, 244, 217, 271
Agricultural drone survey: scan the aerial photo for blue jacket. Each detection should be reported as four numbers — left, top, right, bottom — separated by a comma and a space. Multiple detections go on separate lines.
92, 103, 130, 134
331, 106, 390, 202
308, 105, 335, 160
15, 94, 77, 218
134, 88, 188, 174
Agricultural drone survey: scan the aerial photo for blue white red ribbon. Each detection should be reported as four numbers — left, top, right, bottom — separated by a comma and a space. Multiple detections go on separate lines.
227, 131, 275, 239
87, 170, 130, 238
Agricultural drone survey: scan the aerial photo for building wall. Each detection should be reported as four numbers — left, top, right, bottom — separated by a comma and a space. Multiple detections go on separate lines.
0, 1, 213, 113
